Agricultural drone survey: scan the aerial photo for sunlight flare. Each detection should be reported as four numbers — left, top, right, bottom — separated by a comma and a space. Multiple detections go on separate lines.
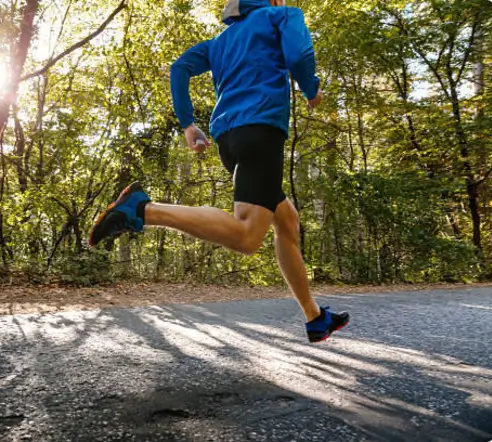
0, 59, 9, 96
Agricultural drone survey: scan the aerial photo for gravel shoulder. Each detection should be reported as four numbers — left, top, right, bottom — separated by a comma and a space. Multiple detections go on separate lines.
2, 281, 492, 315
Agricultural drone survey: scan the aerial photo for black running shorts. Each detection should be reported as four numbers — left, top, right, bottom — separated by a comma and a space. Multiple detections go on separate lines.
217, 124, 287, 213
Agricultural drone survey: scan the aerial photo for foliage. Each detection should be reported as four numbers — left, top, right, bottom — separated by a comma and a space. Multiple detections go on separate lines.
0, 0, 491, 285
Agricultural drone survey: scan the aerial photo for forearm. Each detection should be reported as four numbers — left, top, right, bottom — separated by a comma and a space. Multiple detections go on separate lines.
289, 53, 320, 100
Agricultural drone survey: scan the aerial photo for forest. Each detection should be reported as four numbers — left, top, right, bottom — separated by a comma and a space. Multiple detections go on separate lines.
0, 0, 491, 286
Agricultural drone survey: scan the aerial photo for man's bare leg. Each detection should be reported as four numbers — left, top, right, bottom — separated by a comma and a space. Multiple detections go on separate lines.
146, 198, 320, 321
145, 201, 273, 255
273, 199, 320, 322
88, 183, 348, 340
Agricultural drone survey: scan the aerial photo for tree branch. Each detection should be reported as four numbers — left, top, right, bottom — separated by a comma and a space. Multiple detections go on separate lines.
298, 114, 345, 132
21, 0, 126, 81
476, 168, 492, 186
0, 150, 39, 183
457, 15, 480, 85
52, 196, 73, 217
391, 9, 452, 99
415, 47, 451, 100
78, 181, 108, 218
122, 8, 146, 123
52, 0, 73, 57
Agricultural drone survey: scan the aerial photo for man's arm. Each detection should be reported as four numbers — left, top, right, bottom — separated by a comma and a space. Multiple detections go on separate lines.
275, 7, 321, 104
170, 41, 211, 149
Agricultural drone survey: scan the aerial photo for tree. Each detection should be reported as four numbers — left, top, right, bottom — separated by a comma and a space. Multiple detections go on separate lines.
0, 0, 490, 284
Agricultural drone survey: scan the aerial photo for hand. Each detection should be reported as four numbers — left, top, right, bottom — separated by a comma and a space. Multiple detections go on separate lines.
184, 124, 210, 153
307, 89, 323, 110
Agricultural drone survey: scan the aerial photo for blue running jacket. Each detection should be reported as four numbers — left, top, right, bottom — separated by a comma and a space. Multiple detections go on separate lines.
170, 0, 320, 140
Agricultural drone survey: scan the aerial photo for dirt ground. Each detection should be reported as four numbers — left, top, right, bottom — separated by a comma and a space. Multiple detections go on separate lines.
1, 281, 492, 315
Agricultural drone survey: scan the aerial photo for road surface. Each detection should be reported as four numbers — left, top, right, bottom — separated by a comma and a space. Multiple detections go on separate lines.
1, 287, 491, 441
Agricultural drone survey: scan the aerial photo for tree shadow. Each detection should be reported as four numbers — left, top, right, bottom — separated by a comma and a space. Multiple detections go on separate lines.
0, 289, 491, 441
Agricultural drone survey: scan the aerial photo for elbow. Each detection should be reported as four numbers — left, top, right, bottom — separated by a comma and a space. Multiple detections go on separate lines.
170, 62, 189, 91
170, 58, 189, 78
289, 51, 314, 69
170, 61, 181, 78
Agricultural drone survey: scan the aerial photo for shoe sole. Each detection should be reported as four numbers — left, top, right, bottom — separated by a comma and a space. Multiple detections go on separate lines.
88, 182, 142, 247
309, 316, 350, 343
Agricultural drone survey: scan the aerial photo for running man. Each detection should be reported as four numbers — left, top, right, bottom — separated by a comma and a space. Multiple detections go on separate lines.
89, 0, 349, 342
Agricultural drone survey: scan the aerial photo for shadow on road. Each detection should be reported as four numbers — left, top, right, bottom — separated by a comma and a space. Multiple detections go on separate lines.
1, 289, 492, 441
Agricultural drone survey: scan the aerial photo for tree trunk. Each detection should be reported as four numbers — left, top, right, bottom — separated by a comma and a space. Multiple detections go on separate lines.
156, 231, 167, 278
470, 20, 485, 254
289, 78, 305, 255
0, 0, 39, 139
467, 180, 481, 251
0, 213, 13, 266
13, 110, 28, 192
449, 84, 481, 252
119, 234, 132, 276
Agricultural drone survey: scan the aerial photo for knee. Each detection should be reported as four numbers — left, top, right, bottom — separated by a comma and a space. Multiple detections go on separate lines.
274, 209, 300, 242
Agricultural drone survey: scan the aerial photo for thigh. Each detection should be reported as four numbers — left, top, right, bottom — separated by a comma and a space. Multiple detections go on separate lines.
230, 125, 287, 213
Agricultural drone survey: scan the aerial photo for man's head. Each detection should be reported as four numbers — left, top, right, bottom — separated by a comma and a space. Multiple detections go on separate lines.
223, 0, 285, 25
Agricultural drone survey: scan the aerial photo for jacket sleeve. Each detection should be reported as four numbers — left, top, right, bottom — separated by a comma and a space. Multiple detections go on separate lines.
274, 7, 320, 100
170, 41, 211, 128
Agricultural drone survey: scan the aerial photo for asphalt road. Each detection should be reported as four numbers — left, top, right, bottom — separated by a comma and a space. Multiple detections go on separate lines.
1, 287, 492, 442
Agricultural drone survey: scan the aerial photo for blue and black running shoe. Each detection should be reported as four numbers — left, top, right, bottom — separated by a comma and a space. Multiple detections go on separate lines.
89, 181, 150, 247
306, 306, 350, 343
